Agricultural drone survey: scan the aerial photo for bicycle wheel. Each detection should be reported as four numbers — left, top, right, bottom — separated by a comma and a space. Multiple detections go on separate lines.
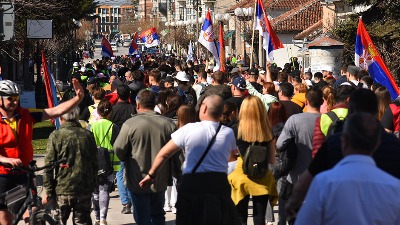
31, 211, 57, 225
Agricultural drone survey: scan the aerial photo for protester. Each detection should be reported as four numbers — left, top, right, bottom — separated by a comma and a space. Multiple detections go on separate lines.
228, 96, 278, 225
294, 113, 400, 225
139, 95, 240, 225
42, 106, 98, 225
276, 87, 323, 225
90, 100, 120, 225
114, 90, 176, 225
374, 86, 391, 120
80, 87, 106, 125
0, 79, 84, 225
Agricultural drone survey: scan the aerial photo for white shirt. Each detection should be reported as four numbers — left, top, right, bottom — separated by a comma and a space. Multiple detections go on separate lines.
192, 82, 208, 100
295, 155, 400, 225
171, 121, 236, 174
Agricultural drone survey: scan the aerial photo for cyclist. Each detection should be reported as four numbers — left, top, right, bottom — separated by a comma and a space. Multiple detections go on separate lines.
0, 79, 84, 225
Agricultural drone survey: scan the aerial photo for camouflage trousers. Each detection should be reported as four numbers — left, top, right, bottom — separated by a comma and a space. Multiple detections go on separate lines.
57, 195, 92, 225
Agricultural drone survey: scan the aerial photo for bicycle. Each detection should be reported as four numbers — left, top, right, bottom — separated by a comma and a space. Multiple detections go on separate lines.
0, 158, 66, 225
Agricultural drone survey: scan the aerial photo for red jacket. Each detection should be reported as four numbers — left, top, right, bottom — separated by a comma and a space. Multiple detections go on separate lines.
0, 107, 35, 174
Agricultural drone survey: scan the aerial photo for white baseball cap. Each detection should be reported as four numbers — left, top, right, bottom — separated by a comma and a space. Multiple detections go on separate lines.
175, 71, 190, 82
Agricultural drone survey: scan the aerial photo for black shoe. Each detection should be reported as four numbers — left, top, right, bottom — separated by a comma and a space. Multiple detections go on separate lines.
121, 205, 132, 214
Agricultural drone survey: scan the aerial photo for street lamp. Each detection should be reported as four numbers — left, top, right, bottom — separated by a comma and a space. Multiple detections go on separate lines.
234, 7, 253, 66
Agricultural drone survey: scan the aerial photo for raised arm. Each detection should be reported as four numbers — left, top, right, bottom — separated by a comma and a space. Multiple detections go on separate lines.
42, 79, 83, 120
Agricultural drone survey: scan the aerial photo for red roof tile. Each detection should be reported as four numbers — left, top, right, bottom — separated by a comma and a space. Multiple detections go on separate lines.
271, 0, 322, 32
307, 36, 344, 47
229, 0, 312, 12
293, 20, 323, 40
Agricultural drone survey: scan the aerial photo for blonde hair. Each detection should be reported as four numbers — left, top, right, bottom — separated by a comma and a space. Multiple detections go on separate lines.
238, 96, 273, 142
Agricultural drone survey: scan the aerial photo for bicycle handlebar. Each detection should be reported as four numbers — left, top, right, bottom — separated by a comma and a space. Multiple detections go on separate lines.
0, 158, 67, 172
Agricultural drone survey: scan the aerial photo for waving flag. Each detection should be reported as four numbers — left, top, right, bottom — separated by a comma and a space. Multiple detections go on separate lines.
187, 41, 194, 62
41, 51, 60, 129
198, 9, 220, 71
129, 33, 139, 55
255, 0, 284, 61
219, 23, 226, 72
101, 37, 113, 58
355, 18, 400, 100
140, 27, 160, 48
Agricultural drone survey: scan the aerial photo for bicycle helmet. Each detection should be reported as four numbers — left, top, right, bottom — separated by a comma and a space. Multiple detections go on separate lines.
0, 80, 21, 96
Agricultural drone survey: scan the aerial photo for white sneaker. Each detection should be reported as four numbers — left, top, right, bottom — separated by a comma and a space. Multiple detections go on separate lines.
171, 206, 177, 214
163, 205, 172, 212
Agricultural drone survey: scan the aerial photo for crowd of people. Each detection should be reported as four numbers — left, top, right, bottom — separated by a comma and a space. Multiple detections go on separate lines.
0, 52, 399, 225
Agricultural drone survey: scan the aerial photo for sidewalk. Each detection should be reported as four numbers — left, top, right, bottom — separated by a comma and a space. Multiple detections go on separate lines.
26, 155, 278, 225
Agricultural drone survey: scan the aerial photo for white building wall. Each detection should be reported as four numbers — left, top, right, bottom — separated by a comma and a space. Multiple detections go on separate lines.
308, 48, 343, 76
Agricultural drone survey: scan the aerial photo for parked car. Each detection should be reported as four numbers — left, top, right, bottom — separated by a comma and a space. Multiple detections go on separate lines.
123, 39, 132, 47
110, 42, 118, 52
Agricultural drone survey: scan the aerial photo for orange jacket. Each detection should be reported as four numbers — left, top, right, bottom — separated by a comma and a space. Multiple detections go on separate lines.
0, 107, 35, 175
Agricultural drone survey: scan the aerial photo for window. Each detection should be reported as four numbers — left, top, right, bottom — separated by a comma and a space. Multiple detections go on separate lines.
179, 7, 184, 20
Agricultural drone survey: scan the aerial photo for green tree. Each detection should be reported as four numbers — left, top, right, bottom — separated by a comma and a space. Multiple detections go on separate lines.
332, 0, 400, 83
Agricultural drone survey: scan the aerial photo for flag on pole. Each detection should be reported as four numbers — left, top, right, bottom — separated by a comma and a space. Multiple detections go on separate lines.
355, 18, 400, 100
255, 0, 284, 61
219, 23, 226, 72
139, 27, 160, 48
198, 9, 220, 71
41, 51, 60, 129
101, 36, 114, 58
129, 32, 139, 55
187, 41, 194, 62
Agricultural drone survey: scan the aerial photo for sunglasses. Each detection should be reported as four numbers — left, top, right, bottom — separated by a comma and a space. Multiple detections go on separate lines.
3, 95, 20, 102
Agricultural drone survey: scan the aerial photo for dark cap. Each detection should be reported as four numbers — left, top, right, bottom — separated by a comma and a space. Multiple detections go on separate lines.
164, 76, 174, 84
249, 68, 258, 76
230, 76, 246, 90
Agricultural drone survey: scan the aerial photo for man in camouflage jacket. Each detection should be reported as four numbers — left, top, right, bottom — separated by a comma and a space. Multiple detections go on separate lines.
42, 107, 98, 225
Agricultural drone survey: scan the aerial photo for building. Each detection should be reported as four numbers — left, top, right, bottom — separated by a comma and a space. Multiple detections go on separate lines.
96, 0, 135, 34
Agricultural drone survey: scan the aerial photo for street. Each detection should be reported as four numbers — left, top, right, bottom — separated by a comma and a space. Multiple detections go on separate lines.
17, 155, 279, 225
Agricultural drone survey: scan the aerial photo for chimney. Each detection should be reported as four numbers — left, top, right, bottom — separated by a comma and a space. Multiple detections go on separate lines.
320, 0, 336, 33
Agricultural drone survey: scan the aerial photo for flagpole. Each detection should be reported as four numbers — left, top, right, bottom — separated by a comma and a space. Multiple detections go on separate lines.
249, 0, 257, 70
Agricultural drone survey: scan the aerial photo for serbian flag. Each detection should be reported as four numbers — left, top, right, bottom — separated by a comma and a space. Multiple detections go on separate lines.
355, 18, 400, 100
219, 23, 226, 72
255, 0, 284, 61
41, 51, 60, 129
129, 33, 139, 55
140, 27, 160, 48
198, 9, 220, 71
101, 36, 113, 58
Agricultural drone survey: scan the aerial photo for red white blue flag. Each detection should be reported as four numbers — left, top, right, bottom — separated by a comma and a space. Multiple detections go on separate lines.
198, 9, 220, 71
140, 27, 160, 48
101, 36, 114, 58
355, 18, 399, 100
41, 51, 60, 129
255, 0, 283, 61
129, 32, 139, 55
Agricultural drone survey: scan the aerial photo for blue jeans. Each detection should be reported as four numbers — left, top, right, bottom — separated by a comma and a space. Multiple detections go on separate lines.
116, 161, 131, 205
129, 190, 165, 225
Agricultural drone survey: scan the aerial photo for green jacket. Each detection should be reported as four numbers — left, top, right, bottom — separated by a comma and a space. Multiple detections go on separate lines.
246, 81, 277, 112
44, 121, 98, 197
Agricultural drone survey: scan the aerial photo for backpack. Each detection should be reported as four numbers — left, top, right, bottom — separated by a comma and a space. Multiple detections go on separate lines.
273, 137, 297, 180
97, 125, 114, 184
326, 111, 346, 137
88, 105, 100, 124
198, 82, 209, 96
242, 143, 269, 178
177, 86, 195, 105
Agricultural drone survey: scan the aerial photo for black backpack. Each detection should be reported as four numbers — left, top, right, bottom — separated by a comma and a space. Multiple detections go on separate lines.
326, 111, 346, 137
273, 138, 297, 180
97, 125, 114, 184
178, 86, 195, 105
242, 143, 269, 178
